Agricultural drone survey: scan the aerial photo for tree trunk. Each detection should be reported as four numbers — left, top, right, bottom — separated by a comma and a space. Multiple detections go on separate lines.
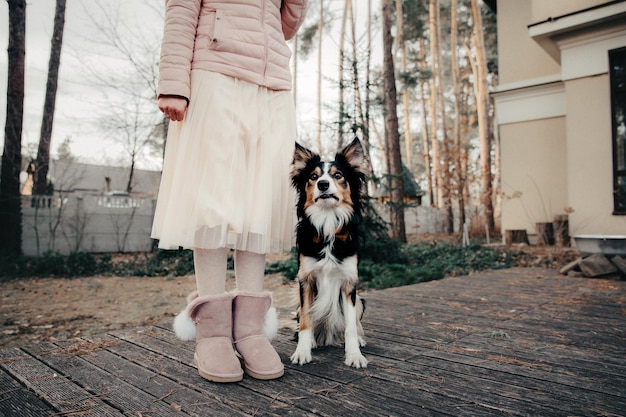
431, 0, 453, 233
364, 0, 373, 174
381, 0, 406, 243
348, 0, 366, 147
395, 0, 412, 170
316, 0, 324, 154
34, 0, 67, 196
418, 38, 433, 206
428, 0, 441, 209
0, 0, 27, 256
451, 0, 465, 230
471, 0, 496, 235
337, 0, 348, 151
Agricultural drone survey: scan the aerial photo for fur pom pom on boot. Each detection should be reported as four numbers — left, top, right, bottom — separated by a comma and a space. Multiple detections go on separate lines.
173, 291, 279, 342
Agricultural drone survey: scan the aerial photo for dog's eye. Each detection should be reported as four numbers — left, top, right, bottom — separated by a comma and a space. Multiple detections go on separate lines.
310, 173, 319, 181
333, 172, 343, 180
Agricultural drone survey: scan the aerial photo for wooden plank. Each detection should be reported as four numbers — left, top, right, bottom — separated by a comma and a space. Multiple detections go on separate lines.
420, 338, 626, 399
0, 368, 55, 417
120, 327, 453, 416
79, 339, 244, 417
22, 342, 186, 417
106, 332, 315, 416
365, 355, 566, 416
0, 347, 123, 416
405, 352, 626, 415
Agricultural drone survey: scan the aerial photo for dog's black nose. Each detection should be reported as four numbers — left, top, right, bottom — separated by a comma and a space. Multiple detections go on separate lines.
317, 180, 330, 192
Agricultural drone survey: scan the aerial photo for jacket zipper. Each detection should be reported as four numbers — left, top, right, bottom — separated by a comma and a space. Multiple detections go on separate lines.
261, 0, 268, 85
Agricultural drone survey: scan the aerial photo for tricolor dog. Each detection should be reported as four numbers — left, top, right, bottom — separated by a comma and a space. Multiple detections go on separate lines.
290, 138, 368, 368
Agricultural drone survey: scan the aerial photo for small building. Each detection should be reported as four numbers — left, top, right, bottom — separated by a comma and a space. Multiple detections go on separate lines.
21, 159, 161, 198
18, 160, 162, 255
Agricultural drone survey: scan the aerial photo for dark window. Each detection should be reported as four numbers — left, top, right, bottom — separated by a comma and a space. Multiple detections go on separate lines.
610, 47, 626, 214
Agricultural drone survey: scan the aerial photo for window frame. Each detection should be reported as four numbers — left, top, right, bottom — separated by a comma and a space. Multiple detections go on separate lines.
609, 47, 626, 215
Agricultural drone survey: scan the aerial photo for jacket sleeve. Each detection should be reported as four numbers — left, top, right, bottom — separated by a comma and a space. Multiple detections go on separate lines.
280, 0, 308, 41
158, 0, 202, 100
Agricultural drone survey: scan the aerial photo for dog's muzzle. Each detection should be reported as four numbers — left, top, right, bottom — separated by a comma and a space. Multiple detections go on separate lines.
315, 180, 339, 202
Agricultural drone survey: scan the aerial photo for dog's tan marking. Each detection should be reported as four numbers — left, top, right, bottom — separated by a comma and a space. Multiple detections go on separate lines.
329, 166, 353, 205
298, 272, 316, 332
303, 167, 322, 210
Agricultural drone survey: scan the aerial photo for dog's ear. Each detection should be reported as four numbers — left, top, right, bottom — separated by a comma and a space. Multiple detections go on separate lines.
292, 143, 315, 177
339, 138, 367, 176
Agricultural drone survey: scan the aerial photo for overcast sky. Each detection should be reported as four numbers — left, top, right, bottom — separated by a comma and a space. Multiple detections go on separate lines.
0, 1, 381, 171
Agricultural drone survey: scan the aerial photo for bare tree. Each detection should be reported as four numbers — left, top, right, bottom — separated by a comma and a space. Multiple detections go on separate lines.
0, 0, 26, 256
451, 0, 466, 230
77, 1, 164, 187
364, 0, 373, 162
34, 0, 67, 196
418, 38, 434, 206
395, 0, 412, 169
470, 0, 495, 235
337, 0, 349, 150
431, 0, 454, 233
316, 0, 325, 154
381, 0, 406, 242
428, 0, 442, 209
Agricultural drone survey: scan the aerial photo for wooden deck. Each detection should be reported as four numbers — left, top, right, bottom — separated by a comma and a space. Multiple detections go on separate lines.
1, 267, 624, 416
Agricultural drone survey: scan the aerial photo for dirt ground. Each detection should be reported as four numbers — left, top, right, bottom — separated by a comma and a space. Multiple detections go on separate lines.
0, 271, 299, 349
0, 242, 582, 349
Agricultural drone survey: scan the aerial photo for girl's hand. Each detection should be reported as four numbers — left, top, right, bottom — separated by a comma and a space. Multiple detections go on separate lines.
159, 96, 188, 122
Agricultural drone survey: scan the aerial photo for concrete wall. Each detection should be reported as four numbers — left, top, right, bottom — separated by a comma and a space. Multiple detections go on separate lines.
530, 0, 608, 23
22, 196, 157, 256
500, 117, 568, 232
566, 75, 626, 236
497, 0, 560, 86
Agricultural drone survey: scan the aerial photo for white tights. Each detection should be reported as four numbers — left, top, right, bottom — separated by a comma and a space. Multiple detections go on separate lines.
193, 248, 266, 296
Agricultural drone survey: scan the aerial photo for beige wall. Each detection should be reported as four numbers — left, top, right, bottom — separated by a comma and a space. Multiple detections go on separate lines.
531, 0, 609, 23
500, 117, 568, 233
565, 75, 626, 236
497, 1, 560, 85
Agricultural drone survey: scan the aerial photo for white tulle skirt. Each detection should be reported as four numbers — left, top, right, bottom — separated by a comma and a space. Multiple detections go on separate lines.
151, 70, 296, 254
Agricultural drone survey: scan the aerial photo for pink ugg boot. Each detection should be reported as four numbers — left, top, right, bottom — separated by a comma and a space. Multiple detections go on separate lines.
187, 293, 243, 383
233, 293, 284, 380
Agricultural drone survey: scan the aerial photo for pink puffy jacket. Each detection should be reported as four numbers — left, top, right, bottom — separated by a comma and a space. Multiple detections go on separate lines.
158, 0, 308, 99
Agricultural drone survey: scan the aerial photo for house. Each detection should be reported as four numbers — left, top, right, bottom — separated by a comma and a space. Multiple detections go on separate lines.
20, 159, 161, 198
493, 0, 626, 243
18, 160, 162, 255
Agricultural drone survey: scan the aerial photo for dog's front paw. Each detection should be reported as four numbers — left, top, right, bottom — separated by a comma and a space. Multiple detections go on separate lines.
290, 347, 312, 365
358, 336, 366, 347
345, 350, 368, 368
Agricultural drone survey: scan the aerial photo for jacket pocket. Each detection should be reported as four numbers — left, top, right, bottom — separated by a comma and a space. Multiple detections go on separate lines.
195, 9, 222, 50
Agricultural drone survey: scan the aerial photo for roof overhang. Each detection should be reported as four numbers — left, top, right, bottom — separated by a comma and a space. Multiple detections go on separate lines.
528, 0, 626, 62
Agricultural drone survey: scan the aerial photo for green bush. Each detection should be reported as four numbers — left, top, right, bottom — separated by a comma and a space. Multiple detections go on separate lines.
0, 238, 516, 290
266, 248, 299, 282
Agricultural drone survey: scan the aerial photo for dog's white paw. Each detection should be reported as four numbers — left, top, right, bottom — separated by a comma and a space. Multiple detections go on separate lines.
358, 336, 366, 347
291, 348, 312, 365
345, 351, 368, 368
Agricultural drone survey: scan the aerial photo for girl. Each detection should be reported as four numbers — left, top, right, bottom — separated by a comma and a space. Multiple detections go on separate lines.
153, 0, 308, 383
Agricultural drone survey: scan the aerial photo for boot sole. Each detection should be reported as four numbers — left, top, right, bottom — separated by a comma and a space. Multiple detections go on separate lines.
194, 357, 243, 383
244, 366, 285, 380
